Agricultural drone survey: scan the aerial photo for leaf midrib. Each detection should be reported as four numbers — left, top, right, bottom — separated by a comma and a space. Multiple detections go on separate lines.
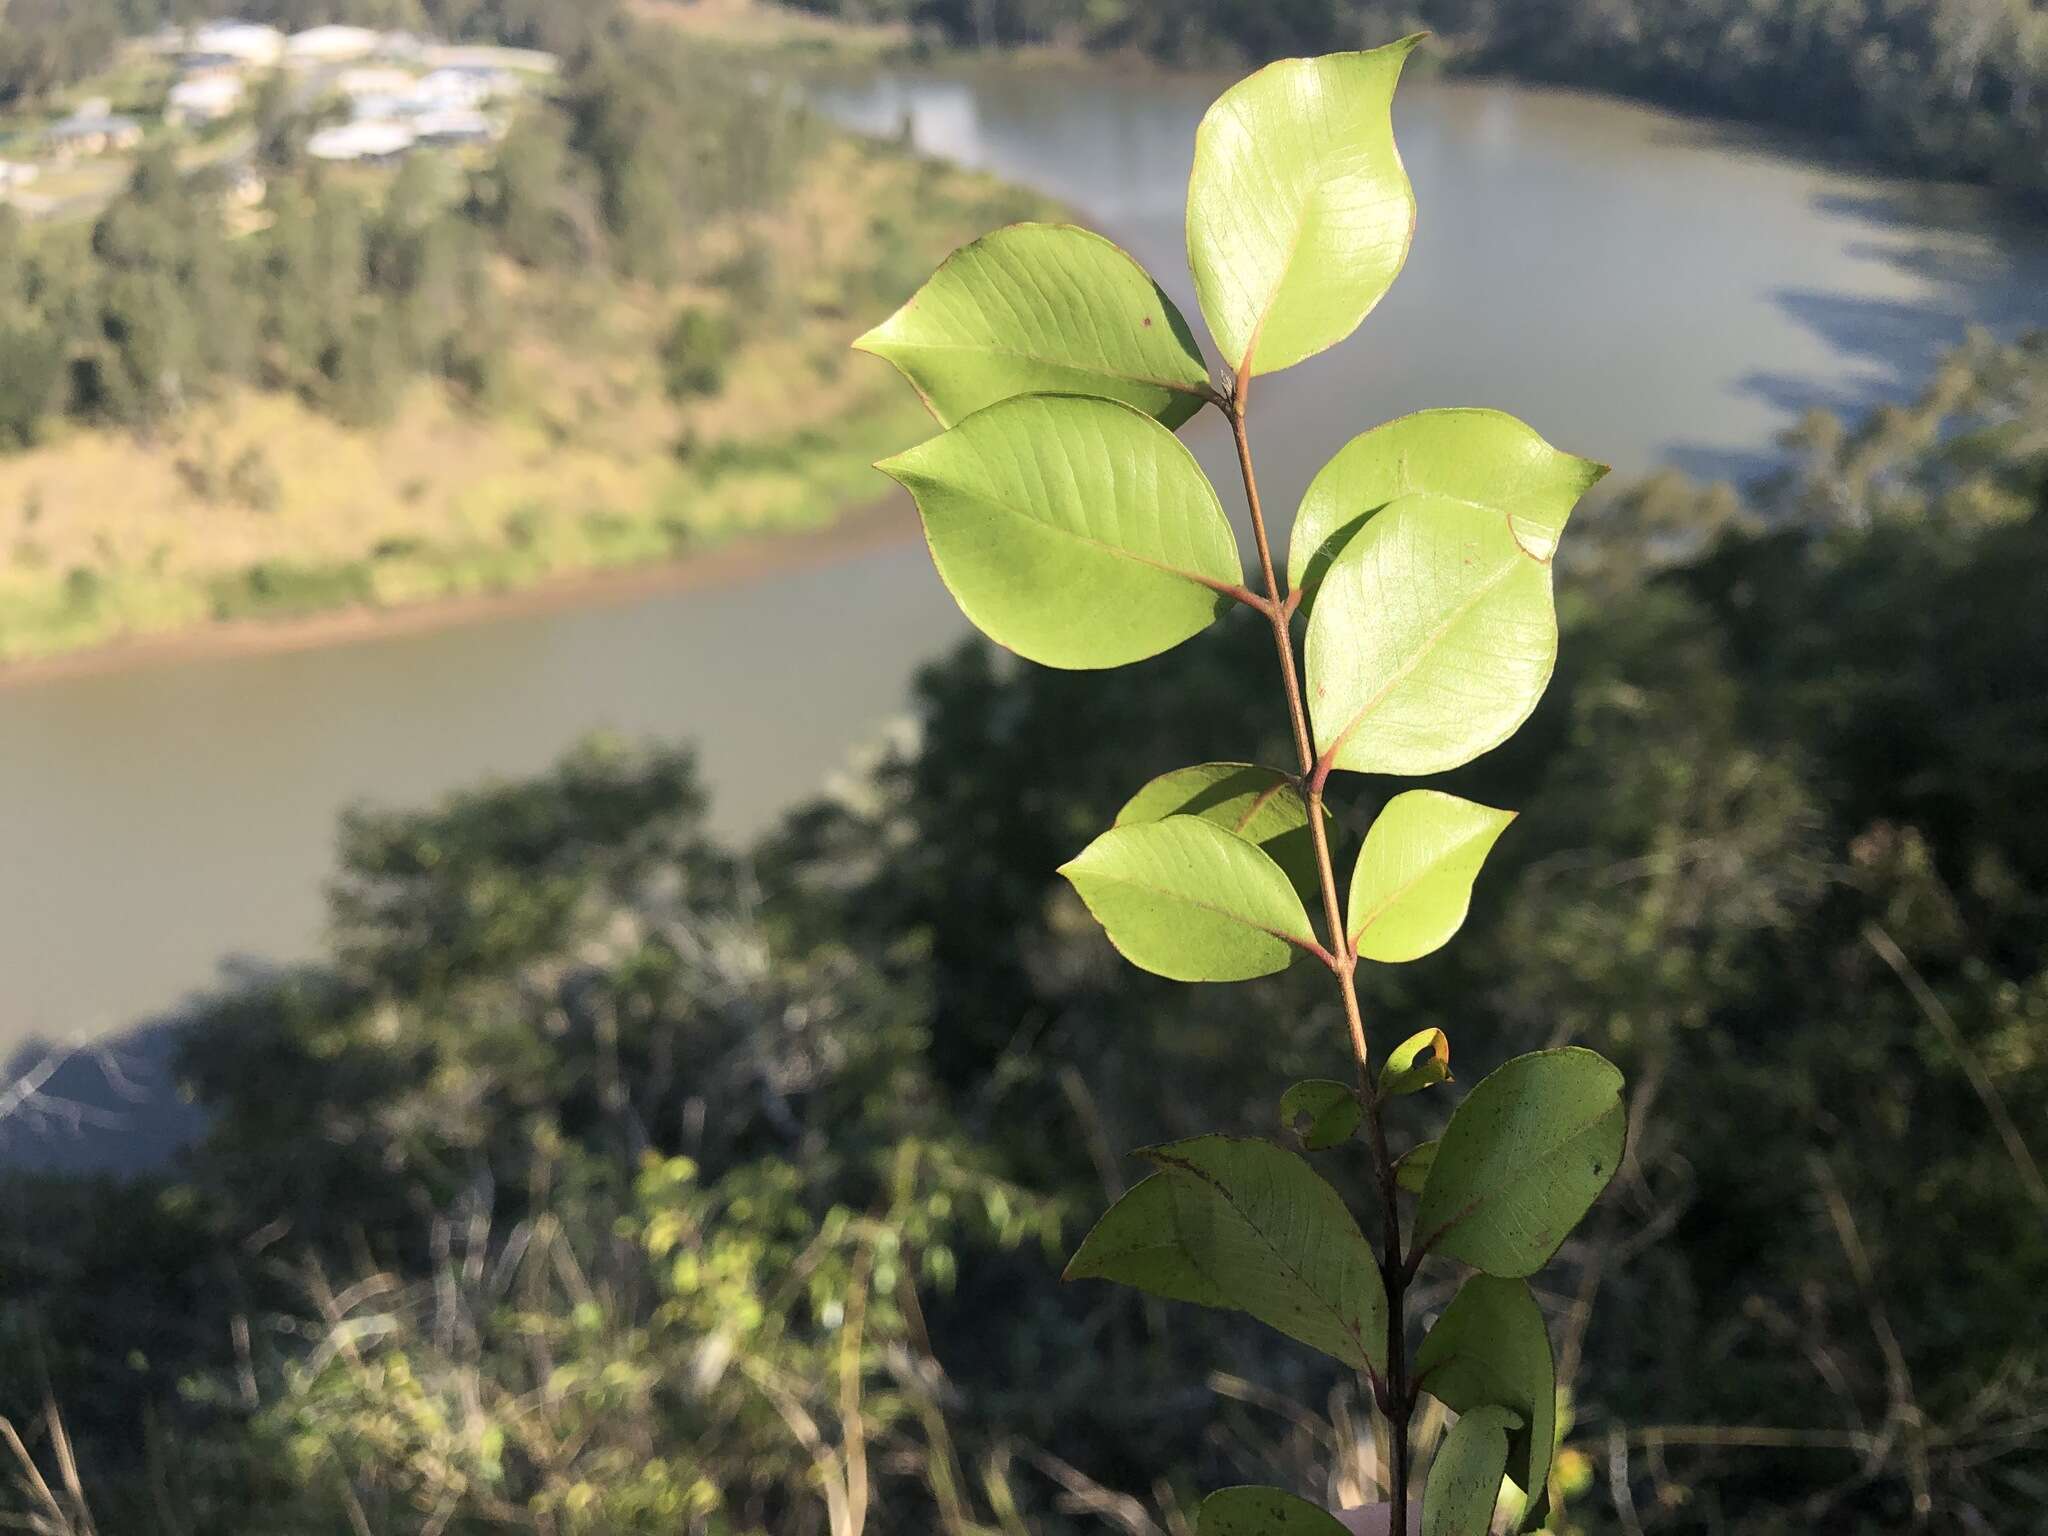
873, 337, 1212, 399
1320, 534, 1537, 764
1074, 864, 1313, 951
1151, 1149, 1380, 1371
1349, 825, 1494, 946
918, 475, 1241, 598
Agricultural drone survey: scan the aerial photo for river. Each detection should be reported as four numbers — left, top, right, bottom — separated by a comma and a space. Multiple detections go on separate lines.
3, 64, 2045, 1165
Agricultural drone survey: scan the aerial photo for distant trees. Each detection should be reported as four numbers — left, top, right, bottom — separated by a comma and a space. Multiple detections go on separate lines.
797, 0, 2048, 199
0, 13, 819, 451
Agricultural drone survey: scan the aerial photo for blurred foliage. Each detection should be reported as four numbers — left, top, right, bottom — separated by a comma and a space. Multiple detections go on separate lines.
3, 333, 2046, 1531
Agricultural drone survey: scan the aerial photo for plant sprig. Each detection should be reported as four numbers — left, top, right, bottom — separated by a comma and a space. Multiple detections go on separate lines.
858, 36, 1625, 1534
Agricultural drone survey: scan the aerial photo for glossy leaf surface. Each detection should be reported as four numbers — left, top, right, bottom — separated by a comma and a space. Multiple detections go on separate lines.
1348, 792, 1516, 963
855, 223, 1213, 428
1143, 1136, 1388, 1372
1118, 762, 1330, 908
1306, 492, 1559, 777
1415, 1049, 1626, 1277
876, 394, 1241, 669
1186, 39, 1421, 378
1415, 1275, 1557, 1500
1198, 1486, 1352, 1536
1280, 1079, 1361, 1150
1061, 818, 1318, 981
1288, 409, 1607, 608
1422, 1404, 1518, 1536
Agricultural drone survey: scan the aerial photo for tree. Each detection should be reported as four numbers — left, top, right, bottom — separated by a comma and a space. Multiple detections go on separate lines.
858, 41, 1623, 1528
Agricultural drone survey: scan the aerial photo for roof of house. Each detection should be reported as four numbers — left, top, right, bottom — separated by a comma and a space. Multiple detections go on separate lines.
306, 119, 417, 160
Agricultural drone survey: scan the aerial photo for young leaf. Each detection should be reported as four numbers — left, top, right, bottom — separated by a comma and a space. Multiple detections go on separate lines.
1280, 1079, 1361, 1150
1198, 1486, 1352, 1536
1414, 1048, 1626, 1277
1143, 1135, 1388, 1373
1305, 491, 1559, 777
1422, 1404, 1519, 1536
877, 394, 1243, 669
1415, 1275, 1558, 1503
1348, 792, 1516, 964
1063, 1173, 1230, 1307
1187, 38, 1422, 379
1117, 762, 1331, 908
1395, 1139, 1438, 1194
1060, 818, 1319, 982
1287, 409, 1608, 611
854, 223, 1213, 429
1380, 1028, 1452, 1099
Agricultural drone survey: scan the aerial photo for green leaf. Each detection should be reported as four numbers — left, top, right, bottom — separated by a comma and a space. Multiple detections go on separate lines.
1415, 1048, 1626, 1277
1380, 1028, 1452, 1099
1395, 1139, 1438, 1194
1280, 1079, 1361, 1150
1423, 1404, 1518, 1536
854, 223, 1213, 429
877, 394, 1242, 669
1060, 818, 1319, 982
1287, 409, 1608, 610
1348, 791, 1516, 964
1063, 1174, 1230, 1308
1198, 1486, 1352, 1536
1187, 38, 1422, 378
1416, 1276, 1557, 1502
1305, 491, 1559, 777
1117, 763, 1331, 909
1142, 1135, 1388, 1372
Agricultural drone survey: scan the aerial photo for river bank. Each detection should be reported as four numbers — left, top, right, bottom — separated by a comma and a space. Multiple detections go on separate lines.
0, 491, 919, 693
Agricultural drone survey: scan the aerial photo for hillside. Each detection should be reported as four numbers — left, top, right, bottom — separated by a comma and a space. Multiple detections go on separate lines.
0, 10, 1052, 663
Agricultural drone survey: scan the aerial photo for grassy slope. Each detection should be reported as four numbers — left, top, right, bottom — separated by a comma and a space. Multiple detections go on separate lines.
0, 97, 1051, 661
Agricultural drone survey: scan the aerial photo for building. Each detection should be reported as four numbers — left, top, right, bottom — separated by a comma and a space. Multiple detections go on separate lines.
414, 68, 494, 110
286, 25, 384, 65
336, 66, 415, 100
412, 109, 498, 148
306, 120, 416, 163
189, 21, 286, 67
0, 161, 40, 194
423, 43, 559, 78
45, 105, 145, 159
168, 73, 246, 126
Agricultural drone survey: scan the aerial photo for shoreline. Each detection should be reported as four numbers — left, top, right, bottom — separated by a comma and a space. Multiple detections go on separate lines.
0, 494, 919, 694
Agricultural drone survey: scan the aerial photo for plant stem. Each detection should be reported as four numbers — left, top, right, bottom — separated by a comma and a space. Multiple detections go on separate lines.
1227, 388, 1412, 1520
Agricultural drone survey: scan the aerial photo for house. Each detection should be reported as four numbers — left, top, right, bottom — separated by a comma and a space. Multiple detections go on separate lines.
306, 120, 416, 163
168, 73, 246, 126
412, 109, 497, 148
336, 66, 415, 101
286, 26, 384, 66
0, 161, 40, 194
189, 21, 286, 67
423, 44, 559, 78
414, 68, 494, 110
45, 104, 145, 159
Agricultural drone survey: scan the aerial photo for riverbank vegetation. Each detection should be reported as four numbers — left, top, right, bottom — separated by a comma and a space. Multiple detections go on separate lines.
795, 0, 2048, 202
5, 328, 2043, 1532
0, 5, 1050, 661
